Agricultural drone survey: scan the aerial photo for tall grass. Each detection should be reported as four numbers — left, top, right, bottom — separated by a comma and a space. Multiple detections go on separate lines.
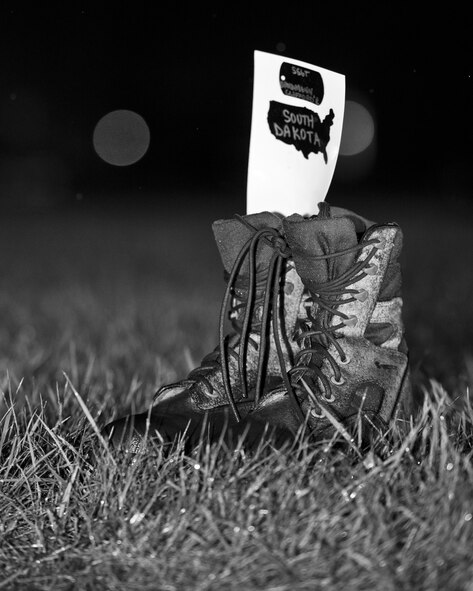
1, 377, 473, 590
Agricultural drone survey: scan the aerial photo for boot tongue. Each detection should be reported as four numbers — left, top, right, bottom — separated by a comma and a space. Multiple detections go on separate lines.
212, 212, 283, 274
283, 212, 358, 288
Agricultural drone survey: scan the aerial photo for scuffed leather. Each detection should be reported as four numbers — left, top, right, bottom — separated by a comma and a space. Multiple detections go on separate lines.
249, 212, 412, 443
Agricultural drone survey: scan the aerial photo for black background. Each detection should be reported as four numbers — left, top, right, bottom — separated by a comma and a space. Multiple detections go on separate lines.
0, 4, 471, 209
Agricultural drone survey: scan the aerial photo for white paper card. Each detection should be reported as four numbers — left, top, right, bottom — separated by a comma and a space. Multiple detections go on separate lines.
247, 51, 345, 215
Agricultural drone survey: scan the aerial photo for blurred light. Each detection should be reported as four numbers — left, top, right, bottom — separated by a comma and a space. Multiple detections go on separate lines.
276, 41, 286, 52
339, 100, 375, 156
93, 109, 150, 166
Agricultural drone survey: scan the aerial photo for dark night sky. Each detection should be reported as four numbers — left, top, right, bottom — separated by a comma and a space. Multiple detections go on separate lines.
0, 4, 471, 208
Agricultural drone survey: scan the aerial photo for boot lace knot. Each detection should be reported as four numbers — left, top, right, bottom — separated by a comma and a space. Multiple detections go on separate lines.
189, 217, 294, 422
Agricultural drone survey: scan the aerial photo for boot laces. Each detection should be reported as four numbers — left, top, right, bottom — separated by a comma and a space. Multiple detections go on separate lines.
188, 217, 293, 422
282, 237, 383, 422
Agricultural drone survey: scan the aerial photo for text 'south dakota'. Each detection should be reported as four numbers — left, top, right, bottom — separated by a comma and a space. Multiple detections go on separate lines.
267, 101, 335, 162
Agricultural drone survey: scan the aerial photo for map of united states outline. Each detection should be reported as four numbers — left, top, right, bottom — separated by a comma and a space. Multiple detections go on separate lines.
267, 101, 335, 163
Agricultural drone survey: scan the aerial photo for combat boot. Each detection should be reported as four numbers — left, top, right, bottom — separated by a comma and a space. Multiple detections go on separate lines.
103, 212, 306, 452
250, 203, 412, 446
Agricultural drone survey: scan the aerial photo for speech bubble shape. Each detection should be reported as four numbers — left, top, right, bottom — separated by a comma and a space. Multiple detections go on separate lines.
279, 62, 324, 105
267, 101, 334, 162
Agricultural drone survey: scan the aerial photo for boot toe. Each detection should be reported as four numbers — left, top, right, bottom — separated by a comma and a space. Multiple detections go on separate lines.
102, 413, 150, 452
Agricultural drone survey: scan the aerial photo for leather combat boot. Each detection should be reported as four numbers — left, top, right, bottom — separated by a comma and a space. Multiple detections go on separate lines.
251, 203, 412, 446
103, 212, 307, 452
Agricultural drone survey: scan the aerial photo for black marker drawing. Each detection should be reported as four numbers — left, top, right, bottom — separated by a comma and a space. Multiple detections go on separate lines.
279, 62, 324, 105
267, 101, 334, 162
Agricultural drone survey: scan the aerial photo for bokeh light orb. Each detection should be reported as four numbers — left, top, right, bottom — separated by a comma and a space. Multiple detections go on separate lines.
93, 109, 150, 166
339, 101, 375, 156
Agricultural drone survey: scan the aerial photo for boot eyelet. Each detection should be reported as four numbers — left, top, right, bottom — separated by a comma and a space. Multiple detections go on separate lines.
310, 407, 324, 418
284, 282, 294, 294
330, 376, 344, 386
355, 289, 368, 302
375, 237, 386, 249
339, 355, 351, 365
323, 392, 336, 402
204, 388, 220, 399
343, 315, 358, 328
365, 264, 378, 276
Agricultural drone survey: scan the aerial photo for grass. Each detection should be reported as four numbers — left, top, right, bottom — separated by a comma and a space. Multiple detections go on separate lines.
0, 194, 472, 590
